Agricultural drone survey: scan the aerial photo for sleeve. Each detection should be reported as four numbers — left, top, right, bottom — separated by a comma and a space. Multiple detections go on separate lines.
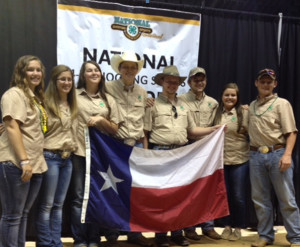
143, 107, 153, 131
1, 89, 27, 123
106, 93, 123, 125
187, 110, 196, 130
278, 99, 298, 134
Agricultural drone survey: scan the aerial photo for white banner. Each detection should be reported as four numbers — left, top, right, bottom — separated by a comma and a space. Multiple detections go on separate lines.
57, 0, 201, 97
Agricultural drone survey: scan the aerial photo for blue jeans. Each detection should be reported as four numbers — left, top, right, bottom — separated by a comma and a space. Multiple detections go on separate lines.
250, 148, 300, 243
70, 155, 100, 246
35, 151, 73, 247
222, 161, 249, 228
184, 220, 214, 233
0, 161, 43, 247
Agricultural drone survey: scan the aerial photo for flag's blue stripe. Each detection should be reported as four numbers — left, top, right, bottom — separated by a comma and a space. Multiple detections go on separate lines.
85, 127, 133, 231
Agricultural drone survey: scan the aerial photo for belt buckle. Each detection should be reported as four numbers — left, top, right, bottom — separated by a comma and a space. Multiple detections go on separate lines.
258, 146, 269, 154
61, 151, 71, 159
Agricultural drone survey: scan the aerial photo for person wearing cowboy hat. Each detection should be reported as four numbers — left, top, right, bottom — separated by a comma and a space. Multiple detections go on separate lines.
179, 67, 221, 241
248, 69, 300, 247
105, 51, 153, 247
144, 65, 222, 247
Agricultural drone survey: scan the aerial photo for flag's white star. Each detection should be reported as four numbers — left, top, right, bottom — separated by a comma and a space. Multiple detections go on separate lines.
98, 165, 124, 193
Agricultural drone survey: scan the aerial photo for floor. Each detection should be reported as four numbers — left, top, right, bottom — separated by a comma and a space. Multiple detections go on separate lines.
26, 226, 292, 247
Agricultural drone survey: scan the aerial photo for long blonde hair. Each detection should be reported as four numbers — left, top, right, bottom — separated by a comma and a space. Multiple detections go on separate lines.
45, 65, 77, 121
10, 55, 46, 107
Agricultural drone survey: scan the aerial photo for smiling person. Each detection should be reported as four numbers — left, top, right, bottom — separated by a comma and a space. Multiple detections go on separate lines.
179, 67, 220, 241
144, 66, 222, 247
249, 69, 300, 247
104, 51, 153, 247
35, 65, 78, 247
0, 55, 48, 246
213, 83, 249, 241
70, 61, 122, 247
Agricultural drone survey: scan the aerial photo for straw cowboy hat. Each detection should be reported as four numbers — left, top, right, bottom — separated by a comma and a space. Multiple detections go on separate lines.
154, 66, 187, 86
110, 51, 144, 74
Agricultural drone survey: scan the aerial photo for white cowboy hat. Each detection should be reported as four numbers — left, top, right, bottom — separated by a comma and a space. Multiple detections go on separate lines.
111, 51, 144, 74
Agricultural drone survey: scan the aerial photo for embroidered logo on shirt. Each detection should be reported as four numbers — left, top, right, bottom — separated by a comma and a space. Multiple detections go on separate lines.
180, 105, 184, 110
99, 102, 105, 107
231, 116, 237, 122
138, 95, 142, 101
208, 102, 212, 107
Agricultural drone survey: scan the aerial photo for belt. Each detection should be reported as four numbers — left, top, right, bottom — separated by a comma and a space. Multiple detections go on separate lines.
44, 149, 72, 159
250, 144, 285, 154
152, 144, 183, 149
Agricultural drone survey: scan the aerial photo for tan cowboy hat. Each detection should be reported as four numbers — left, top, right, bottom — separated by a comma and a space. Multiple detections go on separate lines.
111, 51, 144, 74
154, 66, 187, 86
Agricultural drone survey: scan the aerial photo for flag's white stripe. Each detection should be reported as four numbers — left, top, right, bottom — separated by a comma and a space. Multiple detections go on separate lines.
81, 126, 91, 223
129, 126, 224, 189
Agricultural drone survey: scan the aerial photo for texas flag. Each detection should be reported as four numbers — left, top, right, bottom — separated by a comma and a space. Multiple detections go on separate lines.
81, 126, 228, 232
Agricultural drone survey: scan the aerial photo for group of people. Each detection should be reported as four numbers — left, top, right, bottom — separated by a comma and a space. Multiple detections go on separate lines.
0, 51, 299, 247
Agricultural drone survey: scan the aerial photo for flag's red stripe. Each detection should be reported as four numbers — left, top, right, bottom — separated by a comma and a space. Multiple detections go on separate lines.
129, 169, 229, 232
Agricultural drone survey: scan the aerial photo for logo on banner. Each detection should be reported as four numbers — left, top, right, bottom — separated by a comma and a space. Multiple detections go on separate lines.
111, 16, 152, 40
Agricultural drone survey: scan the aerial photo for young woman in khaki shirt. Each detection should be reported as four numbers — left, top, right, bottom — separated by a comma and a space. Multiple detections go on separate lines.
70, 61, 122, 247
0, 55, 48, 246
214, 83, 249, 241
35, 65, 78, 247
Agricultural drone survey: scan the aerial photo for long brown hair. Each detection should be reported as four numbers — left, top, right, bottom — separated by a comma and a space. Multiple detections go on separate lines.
10, 55, 46, 107
77, 60, 107, 101
214, 83, 243, 133
45, 65, 78, 121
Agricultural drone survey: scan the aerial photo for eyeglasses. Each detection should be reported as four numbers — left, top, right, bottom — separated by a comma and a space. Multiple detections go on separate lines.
172, 105, 178, 119
57, 77, 73, 82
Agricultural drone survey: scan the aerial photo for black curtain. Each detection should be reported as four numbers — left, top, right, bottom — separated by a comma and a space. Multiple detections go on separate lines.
198, 8, 279, 105
279, 17, 300, 208
0, 0, 57, 100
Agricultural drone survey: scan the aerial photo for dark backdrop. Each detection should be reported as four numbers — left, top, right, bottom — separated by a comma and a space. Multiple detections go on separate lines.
1, 0, 300, 238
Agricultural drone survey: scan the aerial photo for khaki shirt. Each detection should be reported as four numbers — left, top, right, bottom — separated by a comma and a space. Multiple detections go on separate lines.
249, 94, 298, 147
44, 105, 77, 152
144, 93, 196, 145
105, 79, 147, 141
220, 108, 249, 165
75, 88, 121, 157
179, 91, 218, 127
0, 87, 47, 173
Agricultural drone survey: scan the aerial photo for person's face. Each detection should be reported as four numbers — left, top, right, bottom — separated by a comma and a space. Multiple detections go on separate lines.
56, 71, 73, 98
119, 61, 138, 83
84, 63, 101, 86
188, 74, 206, 94
222, 88, 238, 111
255, 75, 277, 98
162, 75, 180, 95
26, 60, 42, 91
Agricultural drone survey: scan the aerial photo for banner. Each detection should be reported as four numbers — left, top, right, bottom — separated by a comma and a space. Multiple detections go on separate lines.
82, 127, 228, 232
57, 0, 201, 97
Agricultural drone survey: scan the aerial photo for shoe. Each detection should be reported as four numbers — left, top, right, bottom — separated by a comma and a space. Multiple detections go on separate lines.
128, 235, 154, 247
170, 235, 190, 246
184, 230, 202, 241
228, 229, 241, 241
251, 238, 273, 247
88, 243, 99, 247
155, 236, 169, 247
221, 228, 232, 240
203, 229, 221, 240
106, 239, 120, 247
74, 244, 88, 247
